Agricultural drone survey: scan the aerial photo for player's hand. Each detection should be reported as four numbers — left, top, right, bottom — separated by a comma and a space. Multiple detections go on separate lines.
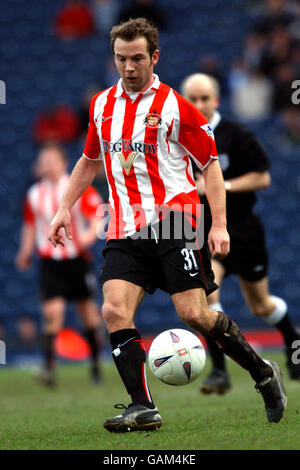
15, 251, 32, 270
208, 226, 230, 259
48, 207, 72, 247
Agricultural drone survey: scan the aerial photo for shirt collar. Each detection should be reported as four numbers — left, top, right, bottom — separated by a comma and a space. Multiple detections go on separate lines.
210, 110, 222, 131
115, 74, 160, 98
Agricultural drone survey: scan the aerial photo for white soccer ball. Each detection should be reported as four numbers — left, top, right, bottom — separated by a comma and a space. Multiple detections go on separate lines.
148, 329, 206, 386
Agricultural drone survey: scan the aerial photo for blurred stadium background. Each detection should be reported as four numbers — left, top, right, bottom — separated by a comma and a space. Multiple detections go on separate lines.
1, 0, 300, 366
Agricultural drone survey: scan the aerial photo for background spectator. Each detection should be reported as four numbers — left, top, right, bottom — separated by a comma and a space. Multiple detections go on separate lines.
55, 0, 96, 40
231, 69, 273, 121
33, 105, 81, 144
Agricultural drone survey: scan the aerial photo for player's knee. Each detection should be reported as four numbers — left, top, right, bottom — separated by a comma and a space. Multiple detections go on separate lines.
250, 302, 269, 317
179, 307, 210, 334
101, 301, 126, 328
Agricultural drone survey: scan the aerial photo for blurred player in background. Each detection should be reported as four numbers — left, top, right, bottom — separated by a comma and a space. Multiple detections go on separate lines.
182, 73, 300, 394
49, 18, 287, 432
16, 142, 104, 387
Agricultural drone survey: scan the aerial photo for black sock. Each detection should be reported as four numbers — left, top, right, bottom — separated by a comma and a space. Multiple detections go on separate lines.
205, 335, 226, 372
43, 334, 56, 371
110, 328, 154, 409
84, 327, 101, 370
274, 313, 300, 350
209, 312, 272, 383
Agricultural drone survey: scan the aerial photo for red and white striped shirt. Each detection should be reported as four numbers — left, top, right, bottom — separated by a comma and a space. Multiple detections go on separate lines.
83, 74, 218, 240
24, 174, 103, 260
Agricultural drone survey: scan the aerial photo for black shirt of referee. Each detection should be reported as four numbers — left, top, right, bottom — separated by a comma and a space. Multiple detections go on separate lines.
194, 111, 270, 232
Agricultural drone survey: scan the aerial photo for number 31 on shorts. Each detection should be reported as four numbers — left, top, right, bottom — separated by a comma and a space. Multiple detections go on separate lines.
181, 248, 198, 272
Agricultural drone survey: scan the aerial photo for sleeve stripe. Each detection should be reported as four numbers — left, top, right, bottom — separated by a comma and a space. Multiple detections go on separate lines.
202, 156, 218, 170
83, 153, 102, 161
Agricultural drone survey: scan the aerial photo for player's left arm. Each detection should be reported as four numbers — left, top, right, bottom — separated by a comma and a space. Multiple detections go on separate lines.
202, 159, 230, 259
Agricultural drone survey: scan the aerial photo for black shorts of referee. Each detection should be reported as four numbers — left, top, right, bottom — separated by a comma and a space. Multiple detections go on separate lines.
40, 256, 98, 301
100, 212, 218, 296
216, 212, 268, 282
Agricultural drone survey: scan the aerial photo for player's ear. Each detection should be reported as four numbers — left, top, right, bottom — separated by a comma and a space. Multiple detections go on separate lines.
151, 49, 159, 67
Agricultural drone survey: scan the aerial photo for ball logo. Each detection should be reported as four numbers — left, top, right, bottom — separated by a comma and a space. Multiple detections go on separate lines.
144, 111, 162, 128
183, 361, 191, 380
170, 331, 180, 343
154, 356, 172, 368
178, 348, 187, 356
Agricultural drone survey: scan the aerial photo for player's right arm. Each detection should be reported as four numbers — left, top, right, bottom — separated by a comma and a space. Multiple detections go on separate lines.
49, 93, 102, 248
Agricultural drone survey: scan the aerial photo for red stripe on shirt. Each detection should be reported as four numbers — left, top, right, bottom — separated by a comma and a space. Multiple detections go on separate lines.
173, 90, 218, 169
143, 83, 169, 206
101, 86, 126, 239
23, 197, 35, 225
83, 90, 107, 160
121, 92, 146, 231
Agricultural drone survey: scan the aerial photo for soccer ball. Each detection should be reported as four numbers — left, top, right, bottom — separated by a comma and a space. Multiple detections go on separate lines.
148, 329, 206, 385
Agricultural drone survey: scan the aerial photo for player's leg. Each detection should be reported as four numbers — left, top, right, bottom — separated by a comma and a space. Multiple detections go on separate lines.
240, 276, 300, 379
172, 288, 287, 422
172, 287, 271, 383
200, 260, 232, 394
102, 279, 161, 432
38, 297, 66, 386
76, 299, 103, 383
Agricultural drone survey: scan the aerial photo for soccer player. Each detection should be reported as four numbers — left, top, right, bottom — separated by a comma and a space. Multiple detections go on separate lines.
181, 73, 300, 394
16, 143, 104, 386
49, 18, 287, 432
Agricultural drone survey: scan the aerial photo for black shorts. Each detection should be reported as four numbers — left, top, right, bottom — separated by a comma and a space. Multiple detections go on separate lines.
218, 213, 268, 282
40, 257, 97, 301
100, 215, 218, 296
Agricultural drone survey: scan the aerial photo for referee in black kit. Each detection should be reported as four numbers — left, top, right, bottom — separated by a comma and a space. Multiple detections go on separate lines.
181, 73, 300, 394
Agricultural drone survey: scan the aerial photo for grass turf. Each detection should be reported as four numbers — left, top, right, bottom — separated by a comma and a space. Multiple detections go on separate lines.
0, 351, 299, 450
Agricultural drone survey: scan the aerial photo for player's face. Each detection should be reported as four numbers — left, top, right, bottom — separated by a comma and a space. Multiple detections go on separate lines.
114, 36, 159, 93
35, 149, 66, 181
185, 81, 219, 122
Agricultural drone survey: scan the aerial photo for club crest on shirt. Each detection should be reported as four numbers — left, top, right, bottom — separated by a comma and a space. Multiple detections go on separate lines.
144, 110, 162, 128
200, 123, 215, 140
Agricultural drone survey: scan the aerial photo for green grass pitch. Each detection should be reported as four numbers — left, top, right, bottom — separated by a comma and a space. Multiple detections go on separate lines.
0, 351, 299, 450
